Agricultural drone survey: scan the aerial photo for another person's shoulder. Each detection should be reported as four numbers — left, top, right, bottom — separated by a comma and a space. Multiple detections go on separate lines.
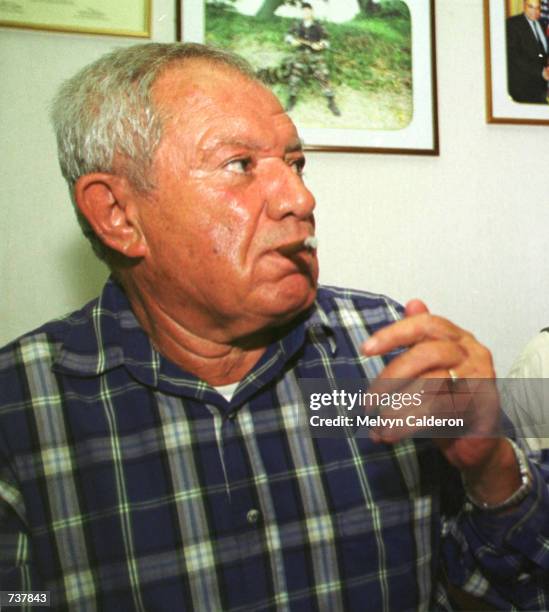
315, 284, 404, 328
507, 13, 526, 28
509, 330, 549, 378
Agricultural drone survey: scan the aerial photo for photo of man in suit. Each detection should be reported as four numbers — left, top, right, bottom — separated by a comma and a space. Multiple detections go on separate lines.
506, 0, 549, 103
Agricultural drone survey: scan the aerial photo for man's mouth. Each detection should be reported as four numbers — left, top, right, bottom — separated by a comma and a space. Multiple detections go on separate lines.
276, 237, 318, 256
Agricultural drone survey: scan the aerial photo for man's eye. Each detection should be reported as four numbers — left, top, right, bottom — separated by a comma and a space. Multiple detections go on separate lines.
225, 158, 252, 174
291, 159, 306, 176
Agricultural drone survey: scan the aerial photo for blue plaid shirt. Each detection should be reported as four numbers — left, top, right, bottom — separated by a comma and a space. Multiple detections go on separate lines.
1, 279, 548, 611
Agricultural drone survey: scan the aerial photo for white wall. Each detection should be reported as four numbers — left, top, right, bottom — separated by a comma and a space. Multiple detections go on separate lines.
1, 0, 548, 375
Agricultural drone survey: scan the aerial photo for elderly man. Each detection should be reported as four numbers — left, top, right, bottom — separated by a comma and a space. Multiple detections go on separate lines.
506, 0, 549, 103
0, 43, 548, 610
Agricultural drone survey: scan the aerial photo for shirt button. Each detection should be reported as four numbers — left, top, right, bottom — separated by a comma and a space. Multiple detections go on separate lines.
246, 508, 260, 524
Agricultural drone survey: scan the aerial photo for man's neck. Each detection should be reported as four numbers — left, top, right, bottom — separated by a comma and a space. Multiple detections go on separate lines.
120, 280, 271, 387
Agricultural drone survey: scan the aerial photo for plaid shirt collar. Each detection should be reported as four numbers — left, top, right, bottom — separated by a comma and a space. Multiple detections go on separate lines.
52, 278, 336, 407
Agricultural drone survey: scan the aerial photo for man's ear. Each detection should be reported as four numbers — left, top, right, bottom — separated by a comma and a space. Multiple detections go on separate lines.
74, 173, 148, 258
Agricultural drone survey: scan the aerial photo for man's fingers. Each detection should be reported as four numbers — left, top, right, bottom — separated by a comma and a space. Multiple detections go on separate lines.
373, 340, 466, 380
459, 333, 496, 378
363, 314, 461, 356
404, 299, 430, 317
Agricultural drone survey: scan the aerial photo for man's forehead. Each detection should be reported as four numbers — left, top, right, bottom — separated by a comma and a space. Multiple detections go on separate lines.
153, 61, 278, 113
153, 61, 301, 153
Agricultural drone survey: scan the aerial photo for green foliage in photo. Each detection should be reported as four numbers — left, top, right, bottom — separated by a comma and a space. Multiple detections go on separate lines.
205, 3, 411, 97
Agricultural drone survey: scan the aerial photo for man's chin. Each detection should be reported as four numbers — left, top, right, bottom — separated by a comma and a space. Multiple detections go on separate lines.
225, 281, 317, 346
262, 277, 318, 321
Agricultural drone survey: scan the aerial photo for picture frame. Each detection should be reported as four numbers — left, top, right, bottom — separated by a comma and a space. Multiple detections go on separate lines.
0, 0, 151, 38
484, 0, 549, 125
180, 0, 439, 155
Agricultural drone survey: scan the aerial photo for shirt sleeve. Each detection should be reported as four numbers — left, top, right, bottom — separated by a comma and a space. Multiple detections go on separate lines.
442, 450, 549, 610
505, 333, 549, 450
287, 22, 299, 39
0, 438, 46, 598
317, 23, 329, 40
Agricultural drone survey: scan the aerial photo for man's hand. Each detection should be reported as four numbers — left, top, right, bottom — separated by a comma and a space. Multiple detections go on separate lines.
362, 298, 494, 391
362, 300, 521, 506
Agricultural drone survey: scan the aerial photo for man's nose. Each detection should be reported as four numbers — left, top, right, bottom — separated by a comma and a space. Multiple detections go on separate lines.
263, 160, 316, 220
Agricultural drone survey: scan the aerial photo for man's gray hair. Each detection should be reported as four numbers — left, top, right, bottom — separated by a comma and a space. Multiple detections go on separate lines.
51, 42, 257, 261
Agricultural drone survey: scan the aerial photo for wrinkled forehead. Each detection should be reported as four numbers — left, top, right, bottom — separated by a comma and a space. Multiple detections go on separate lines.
151, 61, 299, 153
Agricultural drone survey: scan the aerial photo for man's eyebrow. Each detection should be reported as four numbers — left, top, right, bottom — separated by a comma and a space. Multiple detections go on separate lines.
285, 139, 305, 155
200, 138, 304, 155
199, 139, 266, 154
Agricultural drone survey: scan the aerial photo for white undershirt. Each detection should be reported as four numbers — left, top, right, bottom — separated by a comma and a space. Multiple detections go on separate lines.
213, 382, 239, 402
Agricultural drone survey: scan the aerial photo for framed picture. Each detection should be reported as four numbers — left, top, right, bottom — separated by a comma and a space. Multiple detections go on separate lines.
180, 0, 439, 155
0, 0, 151, 38
484, 0, 549, 125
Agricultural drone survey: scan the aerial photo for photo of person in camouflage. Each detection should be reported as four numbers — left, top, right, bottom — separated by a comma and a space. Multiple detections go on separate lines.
285, 3, 341, 115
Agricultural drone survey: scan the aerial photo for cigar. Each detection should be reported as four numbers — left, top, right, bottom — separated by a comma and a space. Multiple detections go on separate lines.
304, 236, 318, 250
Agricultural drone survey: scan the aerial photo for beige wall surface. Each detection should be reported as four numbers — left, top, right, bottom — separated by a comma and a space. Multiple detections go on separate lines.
1, 0, 548, 375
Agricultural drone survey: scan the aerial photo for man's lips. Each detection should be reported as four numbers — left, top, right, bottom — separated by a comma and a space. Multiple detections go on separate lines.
275, 237, 318, 256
